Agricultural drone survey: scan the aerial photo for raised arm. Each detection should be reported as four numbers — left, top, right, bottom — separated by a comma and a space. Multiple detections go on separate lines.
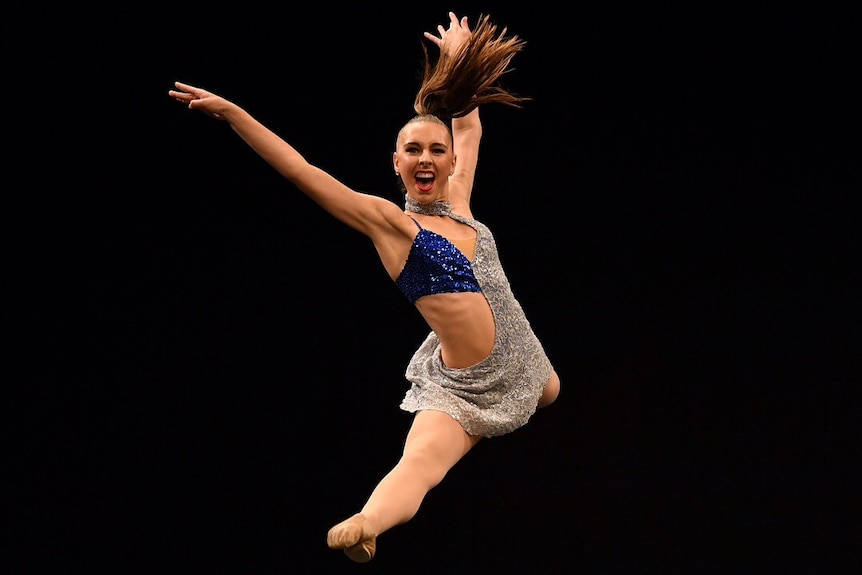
423, 12, 483, 213
168, 82, 399, 237
450, 109, 481, 213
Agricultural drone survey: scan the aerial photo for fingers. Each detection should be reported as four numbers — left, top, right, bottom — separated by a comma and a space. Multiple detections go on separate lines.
425, 12, 470, 45
172, 81, 208, 99
168, 81, 225, 120
169, 82, 193, 99
423, 31, 442, 46
168, 90, 194, 103
168, 81, 204, 109
447, 11, 459, 29
423, 11, 475, 58
167, 90, 190, 103
446, 12, 471, 32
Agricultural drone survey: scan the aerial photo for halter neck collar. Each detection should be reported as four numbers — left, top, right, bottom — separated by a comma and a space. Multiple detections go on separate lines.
404, 194, 452, 216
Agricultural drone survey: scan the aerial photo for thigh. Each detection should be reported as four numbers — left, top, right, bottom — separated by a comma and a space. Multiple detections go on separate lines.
404, 409, 482, 469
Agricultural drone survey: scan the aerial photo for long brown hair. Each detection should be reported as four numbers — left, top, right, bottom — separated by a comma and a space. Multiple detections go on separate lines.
413, 14, 530, 119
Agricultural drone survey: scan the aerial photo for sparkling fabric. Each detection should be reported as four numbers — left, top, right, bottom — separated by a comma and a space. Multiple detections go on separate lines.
395, 217, 482, 304
404, 194, 451, 216
399, 209, 554, 438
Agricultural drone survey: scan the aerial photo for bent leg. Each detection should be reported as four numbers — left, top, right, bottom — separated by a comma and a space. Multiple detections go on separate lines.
537, 370, 561, 408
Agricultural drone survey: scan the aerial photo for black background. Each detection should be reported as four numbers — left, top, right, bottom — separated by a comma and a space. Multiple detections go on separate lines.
10, 3, 859, 574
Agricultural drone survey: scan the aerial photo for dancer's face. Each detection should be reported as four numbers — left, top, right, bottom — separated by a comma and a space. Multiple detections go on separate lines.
393, 121, 456, 203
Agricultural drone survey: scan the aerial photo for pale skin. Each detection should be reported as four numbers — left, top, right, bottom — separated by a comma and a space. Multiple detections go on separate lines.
169, 11, 559, 560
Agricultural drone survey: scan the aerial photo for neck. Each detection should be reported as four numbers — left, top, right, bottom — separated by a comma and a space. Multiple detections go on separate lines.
404, 194, 451, 216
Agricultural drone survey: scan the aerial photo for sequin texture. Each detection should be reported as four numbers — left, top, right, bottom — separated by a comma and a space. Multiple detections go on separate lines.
395, 219, 482, 304
399, 210, 554, 438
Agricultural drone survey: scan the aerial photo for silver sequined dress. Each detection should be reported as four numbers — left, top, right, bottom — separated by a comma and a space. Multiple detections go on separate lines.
399, 209, 554, 438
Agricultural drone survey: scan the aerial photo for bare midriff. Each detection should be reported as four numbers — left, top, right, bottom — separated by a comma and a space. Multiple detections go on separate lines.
415, 291, 495, 369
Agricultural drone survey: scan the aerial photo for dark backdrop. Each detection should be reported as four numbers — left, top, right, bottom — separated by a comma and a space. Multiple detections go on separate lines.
10, 3, 858, 574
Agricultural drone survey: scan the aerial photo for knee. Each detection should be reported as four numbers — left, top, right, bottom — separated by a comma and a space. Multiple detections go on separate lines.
401, 412, 478, 484
398, 443, 452, 489
537, 371, 560, 408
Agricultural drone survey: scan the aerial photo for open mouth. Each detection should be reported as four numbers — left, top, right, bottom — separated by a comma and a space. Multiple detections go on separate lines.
415, 172, 435, 191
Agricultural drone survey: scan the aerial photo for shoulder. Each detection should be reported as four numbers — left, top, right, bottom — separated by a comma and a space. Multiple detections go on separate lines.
366, 195, 423, 236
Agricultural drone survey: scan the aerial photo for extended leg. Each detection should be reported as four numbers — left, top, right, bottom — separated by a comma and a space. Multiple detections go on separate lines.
327, 409, 481, 561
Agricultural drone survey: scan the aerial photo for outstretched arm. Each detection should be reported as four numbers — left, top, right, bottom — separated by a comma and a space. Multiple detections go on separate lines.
168, 82, 398, 237
423, 12, 482, 214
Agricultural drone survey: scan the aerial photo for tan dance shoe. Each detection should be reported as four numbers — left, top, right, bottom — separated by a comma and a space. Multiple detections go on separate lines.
326, 513, 377, 563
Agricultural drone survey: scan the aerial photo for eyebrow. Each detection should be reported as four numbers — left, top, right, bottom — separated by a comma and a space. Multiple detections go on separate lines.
403, 140, 449, 149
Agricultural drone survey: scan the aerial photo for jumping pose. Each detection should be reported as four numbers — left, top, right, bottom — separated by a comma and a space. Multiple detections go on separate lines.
168, 11, 560, 563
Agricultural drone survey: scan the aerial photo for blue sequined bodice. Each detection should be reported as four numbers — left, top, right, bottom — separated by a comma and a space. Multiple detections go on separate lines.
395, 217, 482, 304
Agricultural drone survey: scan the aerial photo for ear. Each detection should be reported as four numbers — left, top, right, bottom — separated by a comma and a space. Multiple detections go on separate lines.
449, 154, 457, 176
393, 152, 400, 174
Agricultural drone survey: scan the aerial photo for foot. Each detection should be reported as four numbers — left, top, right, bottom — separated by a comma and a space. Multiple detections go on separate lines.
326, 513, 377, 563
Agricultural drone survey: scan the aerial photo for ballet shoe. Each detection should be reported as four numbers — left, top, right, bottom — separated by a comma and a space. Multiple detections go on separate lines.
327, 513, 377, 563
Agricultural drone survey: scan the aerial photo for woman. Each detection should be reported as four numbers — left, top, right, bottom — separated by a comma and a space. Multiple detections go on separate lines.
168, 11, 560, 563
